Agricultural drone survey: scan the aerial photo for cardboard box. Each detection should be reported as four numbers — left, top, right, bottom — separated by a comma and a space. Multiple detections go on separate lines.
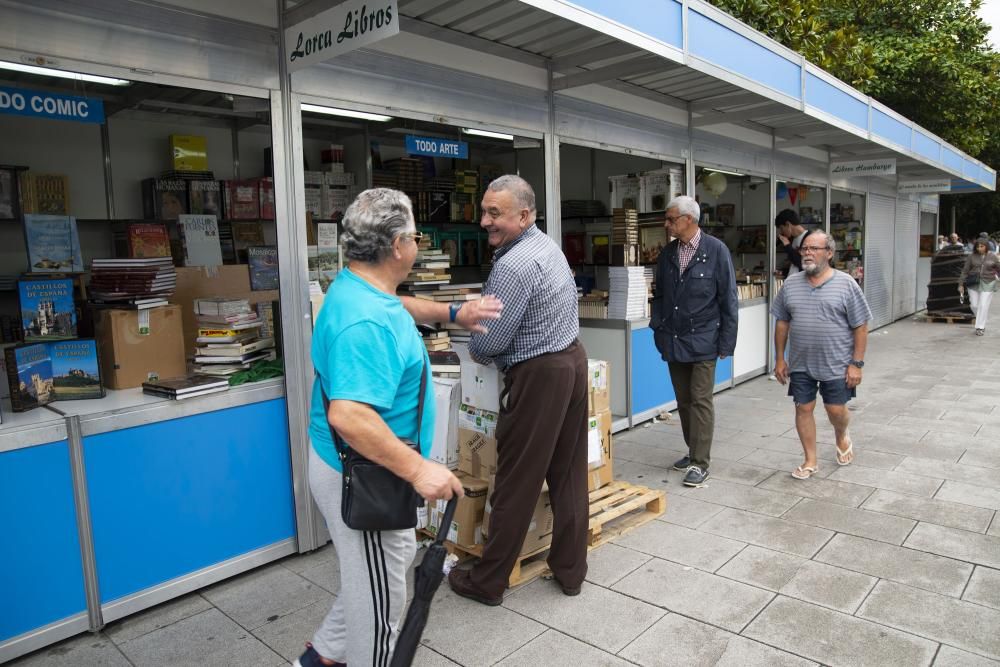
431, 377, 461, 469
457, 403, 498, 478
587, 409, 613, 492
94, 305, 187, 389
588, 359, 610, 416
455, 345, 504, 412
483, 476, 553, 556
426, 472, 489, 547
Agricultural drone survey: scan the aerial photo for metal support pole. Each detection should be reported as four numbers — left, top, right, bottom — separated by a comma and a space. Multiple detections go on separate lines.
66, 415, 103, 631
232, 122, 241, 180
685, 103, 695, 196
100, 122, 115, 219
544, 61, 561, 241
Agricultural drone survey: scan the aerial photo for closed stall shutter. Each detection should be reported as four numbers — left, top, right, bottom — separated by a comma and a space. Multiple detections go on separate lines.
893, 199, 920, 320
865, 194, 896, 329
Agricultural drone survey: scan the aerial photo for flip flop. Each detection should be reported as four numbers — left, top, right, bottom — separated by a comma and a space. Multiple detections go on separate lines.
836, 440, 854, 466
792, 465, 818, 479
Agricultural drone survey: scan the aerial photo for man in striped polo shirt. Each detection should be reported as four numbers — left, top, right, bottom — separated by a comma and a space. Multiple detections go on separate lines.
771, 231, 872, 479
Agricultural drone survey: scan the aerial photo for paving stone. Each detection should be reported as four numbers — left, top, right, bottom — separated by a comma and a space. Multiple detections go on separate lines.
11, 633, 131, 667
779, 559, 877, 614
412, 646, 461, 666
862, 436, 967, 463
827, 466, 944, 497
504, 578, 664, 653
614, 440, 684, 467
612, 557, 774, 633
201, 563, 330, 630
933, 645, 1000, 666
708, 440, 766, 462
743, 595, 937, 667
656, 492, 725, 528
959, 449, 1000, 469
418, 587, 546, 666
940, 409, 1000, 425
954, 394, 1000, 410
612, 460, 674, 493
613, 518, 745, 571
990, 514, 1000, 538
251, 597, 334, 662
815, 533, 973, 597
896, 458, 1000, 490
494, 629, 631, 666
714, 417, 791, 436
919, 431, 981, 449
684, 478, 801, 516
715, 544, 806, 591
757, 471, 875, 508
904, 523, 1000, 570
699, 508, 833, 559
117, 608, 283, 667
935, 481, 1000, 511
584, 542, 651, 587
737, 448, 837, 478
890, 416, 981, 435
782, 497, 917, 545
858, 580, 1000, 661
105, 593, 212, 643
860, 489, 994, 533
281, 543, 336, 574
962, 566, 1000, 611
618, 612, 815, 667
706, 459, 776, 485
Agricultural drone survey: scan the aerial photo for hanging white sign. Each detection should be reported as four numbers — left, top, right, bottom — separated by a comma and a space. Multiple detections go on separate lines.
830, 158, 897, 177
897, 178, 951, 193
285, 0, 399, 73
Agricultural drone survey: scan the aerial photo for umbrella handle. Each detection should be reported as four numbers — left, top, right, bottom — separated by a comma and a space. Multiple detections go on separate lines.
436, 496, 458, 545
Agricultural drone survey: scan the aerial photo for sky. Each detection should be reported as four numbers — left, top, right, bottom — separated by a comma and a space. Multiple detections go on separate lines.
982, 0, 1000, 50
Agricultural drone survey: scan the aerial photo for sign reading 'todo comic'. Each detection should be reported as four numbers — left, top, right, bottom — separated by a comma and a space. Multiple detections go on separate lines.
285, 0, 399, 73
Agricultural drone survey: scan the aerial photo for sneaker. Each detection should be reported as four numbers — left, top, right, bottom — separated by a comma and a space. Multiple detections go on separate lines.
682, 465, 710, 487
976, 328, 985, 336
293, 643, 345, 667
672, 456, 691, 471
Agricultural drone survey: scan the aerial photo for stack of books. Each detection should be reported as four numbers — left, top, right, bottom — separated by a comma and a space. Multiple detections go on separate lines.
412, 282, 484, 345
611, 208, 639, 266
88, 257, 177, 309
400, 239, 452, 293
142, 374, 230, 400
422, 329, 451, 352
192, 298, 275, 376
428, 350, 461, 379
608, 267, 648, 320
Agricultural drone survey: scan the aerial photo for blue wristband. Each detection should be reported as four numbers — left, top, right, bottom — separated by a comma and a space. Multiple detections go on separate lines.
449, 302, 463, 323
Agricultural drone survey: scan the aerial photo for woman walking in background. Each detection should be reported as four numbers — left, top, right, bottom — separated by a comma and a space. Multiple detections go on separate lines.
959, 237, 1000, 335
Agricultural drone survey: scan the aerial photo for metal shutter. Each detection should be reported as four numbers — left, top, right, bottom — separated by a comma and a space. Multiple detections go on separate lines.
893, 199, 920, 320
865, 194, 896, 329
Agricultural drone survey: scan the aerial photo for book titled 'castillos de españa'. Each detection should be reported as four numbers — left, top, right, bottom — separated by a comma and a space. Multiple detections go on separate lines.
4, 343, 54, 412
18, 278, 77, 342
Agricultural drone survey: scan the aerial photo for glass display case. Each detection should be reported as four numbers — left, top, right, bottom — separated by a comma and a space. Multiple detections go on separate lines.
830, 189, 866, 287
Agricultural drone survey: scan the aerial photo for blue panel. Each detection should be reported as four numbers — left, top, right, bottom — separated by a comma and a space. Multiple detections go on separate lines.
715, 356, 733, 385
942, 147, 964, 173
980, 166, 995, 189
871, 109, 911, 148
804, 73, 867, 130
689, 11, 801, 99
84, 399, 294, 602
963, 159, 979, 179
630, 327, 675, 414
571, 0, 683, 48
1, 441, 86, 641
912, 131, 940, 162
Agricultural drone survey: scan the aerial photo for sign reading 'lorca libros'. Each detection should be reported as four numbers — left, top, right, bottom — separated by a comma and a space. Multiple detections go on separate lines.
285, 0, 399, 73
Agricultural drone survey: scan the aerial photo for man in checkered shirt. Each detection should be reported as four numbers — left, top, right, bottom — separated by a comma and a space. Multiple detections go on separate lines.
448, 175, 590, 606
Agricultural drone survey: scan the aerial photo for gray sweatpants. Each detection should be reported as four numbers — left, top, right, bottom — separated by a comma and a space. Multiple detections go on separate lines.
308, 447, 417, 666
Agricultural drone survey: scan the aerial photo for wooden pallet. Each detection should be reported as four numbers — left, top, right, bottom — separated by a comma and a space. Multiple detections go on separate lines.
421, 480, 666, 588
921, 312, 974, 324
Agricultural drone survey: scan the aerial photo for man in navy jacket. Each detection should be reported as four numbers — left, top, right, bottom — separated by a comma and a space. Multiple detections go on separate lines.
651, 195, 738, 487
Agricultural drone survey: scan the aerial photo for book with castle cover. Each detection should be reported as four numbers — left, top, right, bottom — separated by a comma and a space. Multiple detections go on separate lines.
127, 222, 171, 258
178, 214, 223, 267
49, 339, 103, 401
188, 179, 222, 217
247, 245, 279, 290
18, 278, 77, 342
23, 214, 85, 272
4, 343, 54, 412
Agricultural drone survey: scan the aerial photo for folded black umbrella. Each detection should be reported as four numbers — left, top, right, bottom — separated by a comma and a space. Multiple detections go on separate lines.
390, 496, 458, 667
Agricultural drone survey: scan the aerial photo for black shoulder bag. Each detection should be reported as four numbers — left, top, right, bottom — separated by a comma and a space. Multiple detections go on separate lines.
320, 361, 426, 531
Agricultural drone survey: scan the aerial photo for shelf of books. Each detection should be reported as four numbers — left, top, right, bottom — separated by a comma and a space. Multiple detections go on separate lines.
831, 196, 865, 287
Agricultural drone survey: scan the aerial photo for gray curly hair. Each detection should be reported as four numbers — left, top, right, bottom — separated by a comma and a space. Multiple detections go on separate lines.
341, 188, 414, 263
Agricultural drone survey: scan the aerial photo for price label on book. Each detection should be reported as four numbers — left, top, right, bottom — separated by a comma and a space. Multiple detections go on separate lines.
138, 310, 151, 336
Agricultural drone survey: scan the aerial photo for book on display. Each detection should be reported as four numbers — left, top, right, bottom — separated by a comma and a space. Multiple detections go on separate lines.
23, 214, 84, 272
18, 278, 77, 341
177, 215, 223, 267
49, 339, 104, 401
247, 246, 279, 290
126, 223, 171, 258
4, 343, 53, 411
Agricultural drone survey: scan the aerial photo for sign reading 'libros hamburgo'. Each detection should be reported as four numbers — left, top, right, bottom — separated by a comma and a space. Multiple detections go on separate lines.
830, 158, 896, 177
286, 0, 399, 73
0, 86, 105, 124
405, 135, 469, 159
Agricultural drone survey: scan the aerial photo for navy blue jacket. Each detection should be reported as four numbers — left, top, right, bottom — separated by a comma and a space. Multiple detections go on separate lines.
650, 232, 739, 363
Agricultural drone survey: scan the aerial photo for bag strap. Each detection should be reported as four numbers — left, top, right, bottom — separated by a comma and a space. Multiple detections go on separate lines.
319, 357, 429, 463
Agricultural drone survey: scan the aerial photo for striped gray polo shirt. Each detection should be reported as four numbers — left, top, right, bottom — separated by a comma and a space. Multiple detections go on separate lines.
770, 270, 872, 381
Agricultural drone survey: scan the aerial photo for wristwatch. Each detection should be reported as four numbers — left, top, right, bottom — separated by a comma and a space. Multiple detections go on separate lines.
849, 360, 865, 368
449, 302, 464, 323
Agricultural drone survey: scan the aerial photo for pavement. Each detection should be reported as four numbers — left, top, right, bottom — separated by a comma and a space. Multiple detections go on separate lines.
13, 304, 1000, 667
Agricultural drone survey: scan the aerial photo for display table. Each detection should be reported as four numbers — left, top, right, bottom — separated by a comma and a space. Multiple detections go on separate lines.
579, 302, 767, 432
0, 379, 295, 661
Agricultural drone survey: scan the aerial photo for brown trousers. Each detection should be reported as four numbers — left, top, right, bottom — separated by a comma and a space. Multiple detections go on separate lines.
469, 340, 590, 598
667, 359, 717, 469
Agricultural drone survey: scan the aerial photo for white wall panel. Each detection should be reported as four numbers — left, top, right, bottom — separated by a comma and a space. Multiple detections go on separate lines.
892, 198, 919, 320
865, 193, 896, 329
